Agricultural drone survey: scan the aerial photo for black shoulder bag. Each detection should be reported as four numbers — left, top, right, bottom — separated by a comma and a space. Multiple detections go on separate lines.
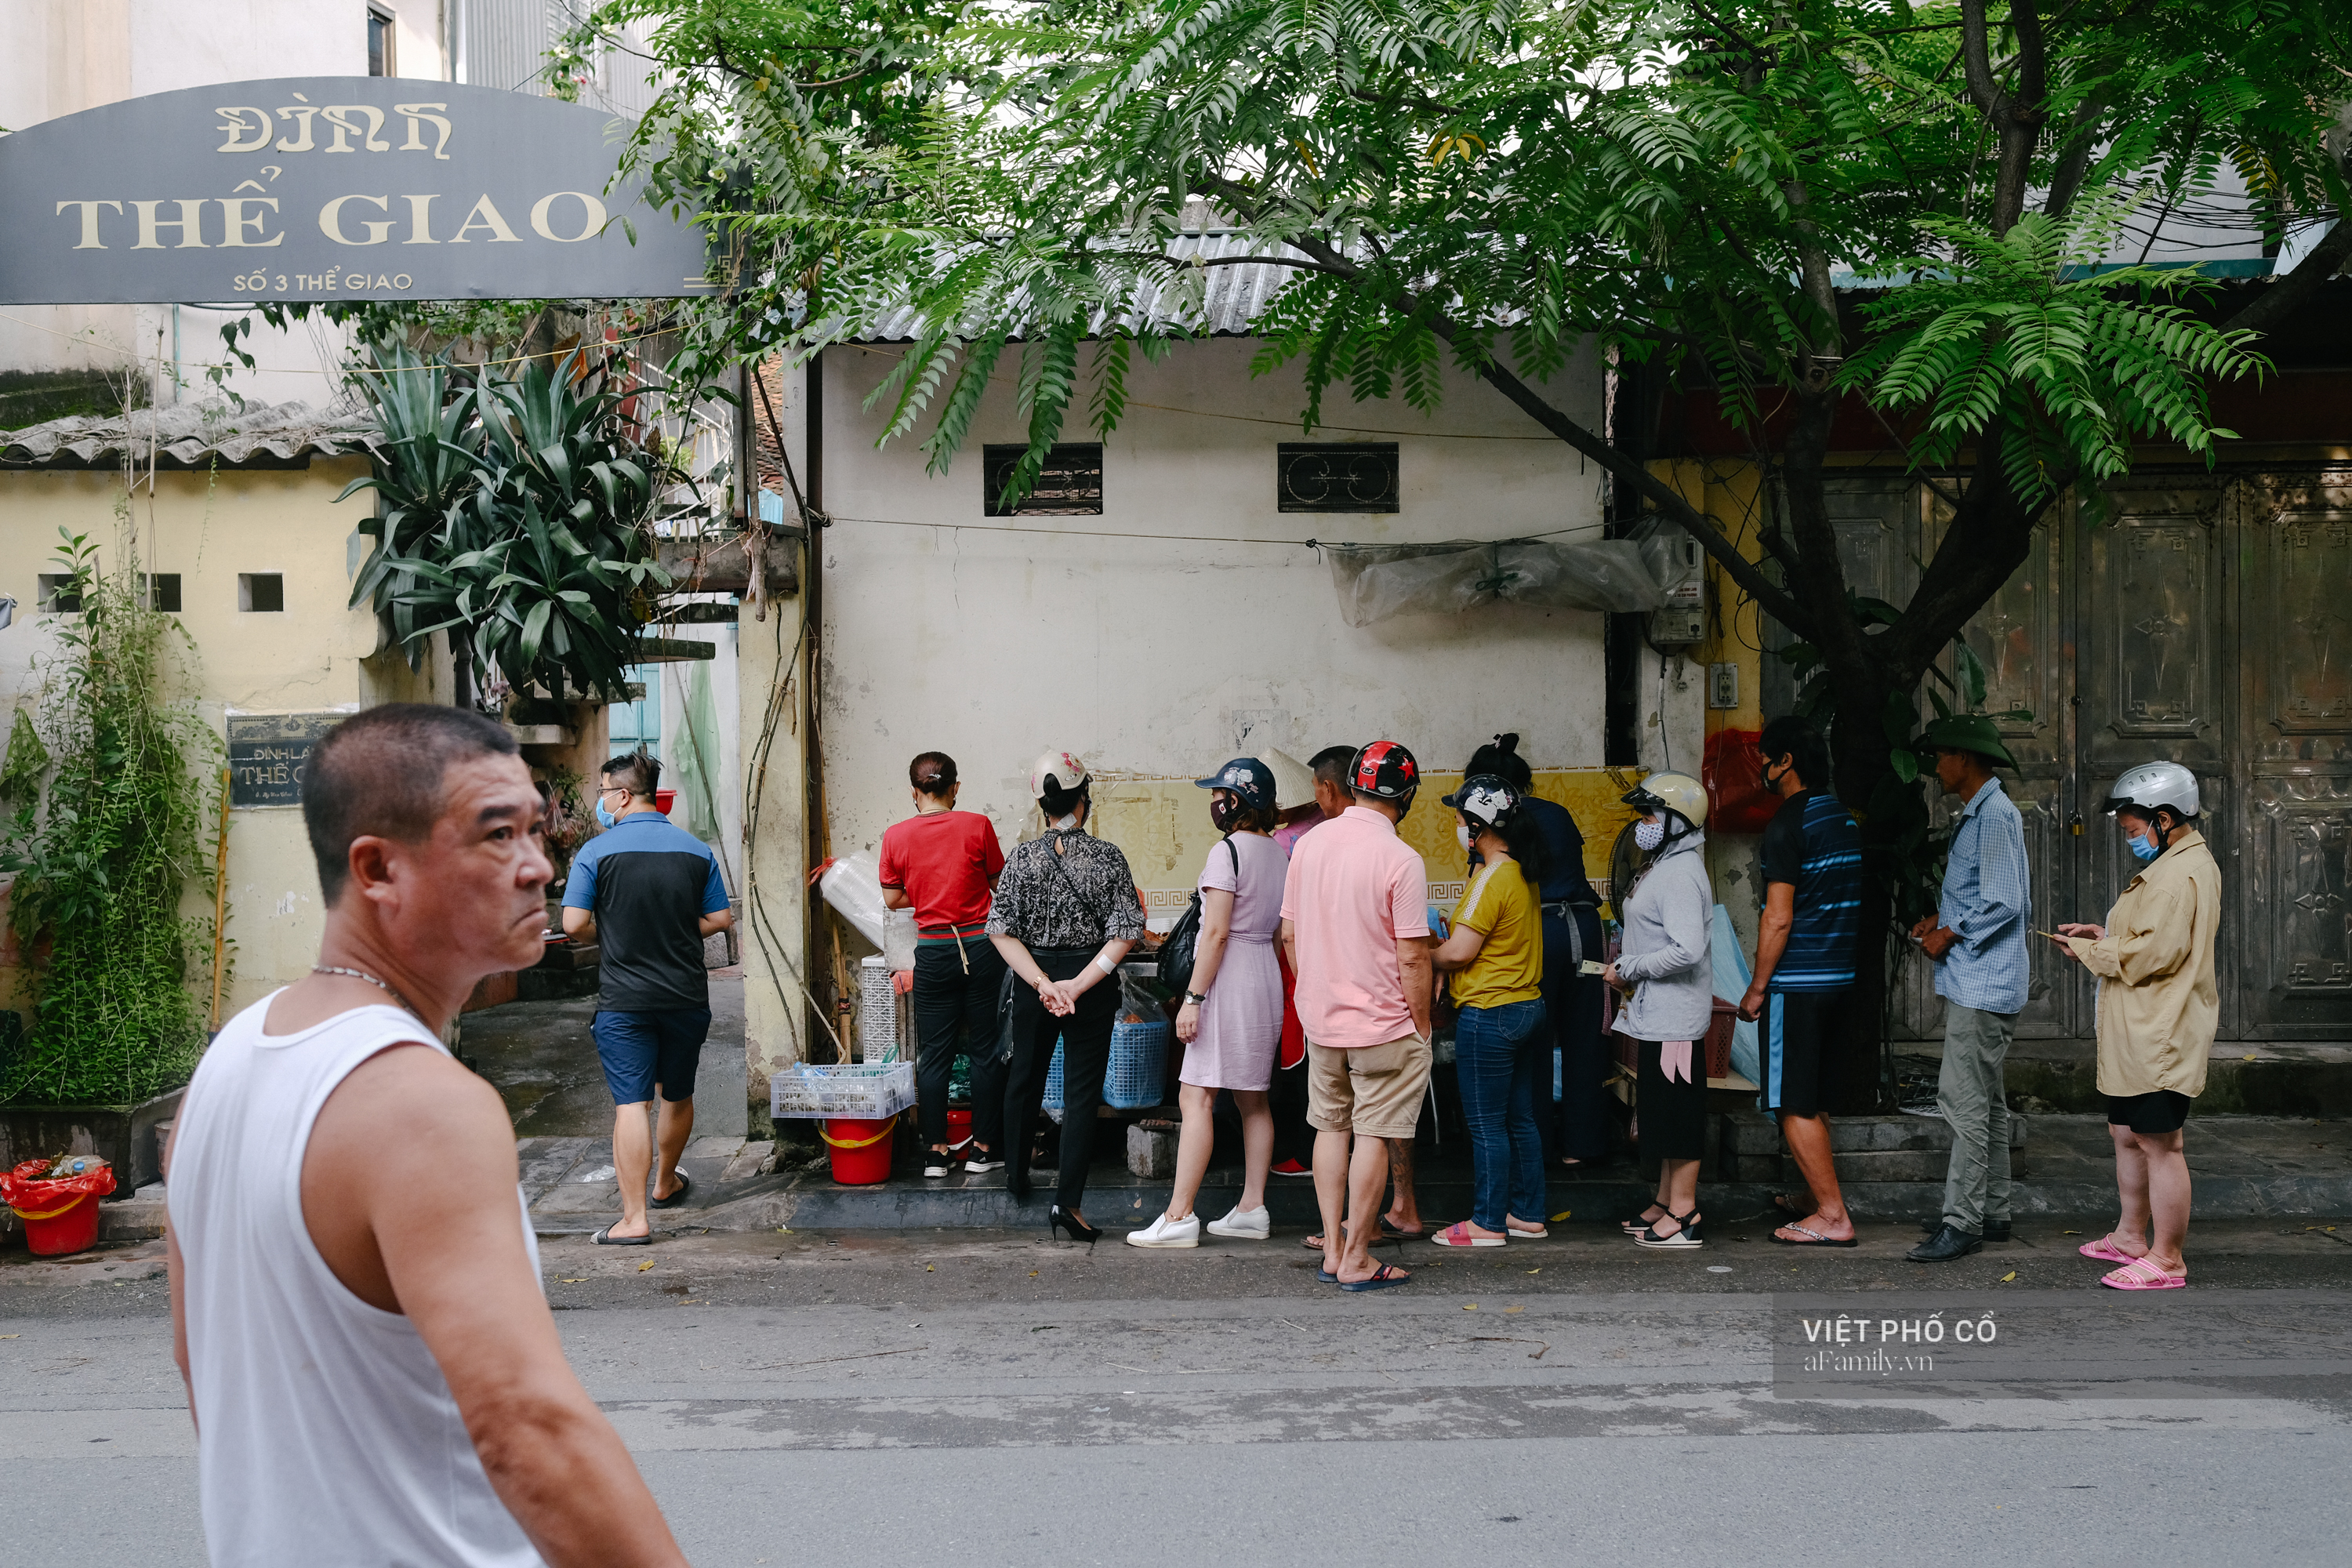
1158, 836, 1239, 1000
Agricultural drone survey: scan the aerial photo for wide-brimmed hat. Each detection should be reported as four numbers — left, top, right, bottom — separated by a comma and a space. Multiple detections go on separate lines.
1913, 713, 2018, 769
1261, 748, 1319, 812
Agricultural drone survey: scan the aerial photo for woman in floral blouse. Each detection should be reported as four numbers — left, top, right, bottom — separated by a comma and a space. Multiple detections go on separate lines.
989, 750, 1145, 1242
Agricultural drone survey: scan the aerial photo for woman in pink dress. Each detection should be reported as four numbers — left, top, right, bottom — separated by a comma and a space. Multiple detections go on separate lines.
1127, 758, 1287, 1247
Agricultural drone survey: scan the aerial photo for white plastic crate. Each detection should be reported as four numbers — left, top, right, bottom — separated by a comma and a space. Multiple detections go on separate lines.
856, 956, 909, 1063
768, 1061, 916, 1120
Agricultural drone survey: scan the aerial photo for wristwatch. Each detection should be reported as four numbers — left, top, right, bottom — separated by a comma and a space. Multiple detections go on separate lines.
1184, 991, 1207, 1005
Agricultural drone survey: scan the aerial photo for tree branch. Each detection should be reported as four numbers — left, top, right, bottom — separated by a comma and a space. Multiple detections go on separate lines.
2042, 58, 2120, 220
2223, 216, 2352, 339
1224, 215, 1809, 630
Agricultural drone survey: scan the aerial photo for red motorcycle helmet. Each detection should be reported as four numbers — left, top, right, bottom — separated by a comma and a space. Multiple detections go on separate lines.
1348, 740, 1421, 804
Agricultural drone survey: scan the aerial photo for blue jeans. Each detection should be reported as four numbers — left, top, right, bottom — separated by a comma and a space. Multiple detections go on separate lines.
1455, 997, 1549, 1232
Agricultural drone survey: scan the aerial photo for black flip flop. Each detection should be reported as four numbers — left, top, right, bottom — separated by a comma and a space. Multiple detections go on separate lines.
1771, 1224, 1857, 1248
1341, 1262, 1412, 1293
592, 1225, 652, 1247
648, 1171, 692, 1209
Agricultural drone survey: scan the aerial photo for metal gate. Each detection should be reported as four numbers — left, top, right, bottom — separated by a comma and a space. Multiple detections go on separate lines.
1769, 469, 2352, 1044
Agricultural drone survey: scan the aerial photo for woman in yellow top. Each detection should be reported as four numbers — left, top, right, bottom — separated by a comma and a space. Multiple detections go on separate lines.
1429, 775, 1548, 1247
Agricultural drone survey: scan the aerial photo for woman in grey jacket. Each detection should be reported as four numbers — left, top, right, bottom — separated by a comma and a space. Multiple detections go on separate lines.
1604, 772, 1715, 1248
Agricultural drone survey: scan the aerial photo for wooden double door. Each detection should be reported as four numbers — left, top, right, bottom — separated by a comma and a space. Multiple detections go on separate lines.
1770, 470, 2352, 1042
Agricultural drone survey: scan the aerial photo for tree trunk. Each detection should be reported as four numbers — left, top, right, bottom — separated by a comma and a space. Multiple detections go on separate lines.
1824, 654, 1900, 1114
450, 630, 475, 711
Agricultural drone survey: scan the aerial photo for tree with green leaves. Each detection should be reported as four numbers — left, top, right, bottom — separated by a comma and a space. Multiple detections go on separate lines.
583, 0, 2350, 1105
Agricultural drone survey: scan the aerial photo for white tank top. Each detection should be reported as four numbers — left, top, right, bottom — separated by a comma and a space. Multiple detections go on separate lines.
169, 996, 546, 1567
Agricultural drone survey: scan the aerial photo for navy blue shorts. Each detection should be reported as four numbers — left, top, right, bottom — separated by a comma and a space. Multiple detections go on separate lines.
591, 1008, 711, 1105
1763, 988, 1851, 1118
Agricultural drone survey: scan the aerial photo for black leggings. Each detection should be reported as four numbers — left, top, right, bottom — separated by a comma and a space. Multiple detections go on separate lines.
911, 935, 1008, 1152
1002, 947, 1117, 1210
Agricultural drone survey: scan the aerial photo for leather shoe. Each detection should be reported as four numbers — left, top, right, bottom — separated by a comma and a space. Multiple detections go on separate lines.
1907, 1223, 1984, 1262
1919, 1217, 2010, 1242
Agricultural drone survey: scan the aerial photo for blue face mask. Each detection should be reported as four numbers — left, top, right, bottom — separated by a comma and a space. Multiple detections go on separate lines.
2128, 830, 2160, 863
595, 797, 617, 829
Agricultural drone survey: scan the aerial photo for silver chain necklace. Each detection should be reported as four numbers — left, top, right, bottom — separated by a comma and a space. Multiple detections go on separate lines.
312, 965, 420, 1019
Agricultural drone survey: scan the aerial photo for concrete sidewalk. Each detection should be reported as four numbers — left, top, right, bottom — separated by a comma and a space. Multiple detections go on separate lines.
505, 1111, 2352, 1236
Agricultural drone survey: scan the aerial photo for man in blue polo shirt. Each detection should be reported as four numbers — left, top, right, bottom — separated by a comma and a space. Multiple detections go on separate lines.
562, 752, 733, 1245
1738, 716, 1865, 1247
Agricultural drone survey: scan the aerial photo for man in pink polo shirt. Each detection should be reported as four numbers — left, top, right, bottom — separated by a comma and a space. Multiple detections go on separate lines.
1280, 740, 1433, 1292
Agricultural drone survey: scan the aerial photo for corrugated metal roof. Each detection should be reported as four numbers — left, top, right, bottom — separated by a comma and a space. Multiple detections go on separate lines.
0, 401, 383, 470
856, 230, 1308, 343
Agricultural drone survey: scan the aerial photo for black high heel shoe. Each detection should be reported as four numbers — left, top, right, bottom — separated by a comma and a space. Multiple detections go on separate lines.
1049, 1207, 1101, 1244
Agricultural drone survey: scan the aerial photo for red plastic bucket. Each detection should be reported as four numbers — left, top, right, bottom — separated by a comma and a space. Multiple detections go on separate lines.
14, 1188, 100, 1256
654, 788, 677, 815
822, 1114, 897, 1185
946, 1107, 972, 1149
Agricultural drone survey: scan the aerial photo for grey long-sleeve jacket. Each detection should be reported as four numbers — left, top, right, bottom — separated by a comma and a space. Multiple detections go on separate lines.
1613, 830, 1715, 1042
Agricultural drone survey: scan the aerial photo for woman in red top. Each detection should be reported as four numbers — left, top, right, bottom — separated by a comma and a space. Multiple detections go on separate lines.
880, 752, 1008, 1176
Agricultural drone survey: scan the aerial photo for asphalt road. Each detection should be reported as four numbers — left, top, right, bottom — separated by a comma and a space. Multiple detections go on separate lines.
6, 1213, 2350, 1567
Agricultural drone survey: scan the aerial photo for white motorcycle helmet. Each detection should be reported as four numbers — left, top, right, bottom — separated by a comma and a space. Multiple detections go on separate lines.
2099, 761, 2199, 822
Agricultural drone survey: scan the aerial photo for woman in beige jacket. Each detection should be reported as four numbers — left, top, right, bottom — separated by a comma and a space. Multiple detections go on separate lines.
2053, 762, 2218, 1290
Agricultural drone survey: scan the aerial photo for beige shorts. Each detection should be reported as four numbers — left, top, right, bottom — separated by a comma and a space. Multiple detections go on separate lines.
1306, 1033, 1433, 1140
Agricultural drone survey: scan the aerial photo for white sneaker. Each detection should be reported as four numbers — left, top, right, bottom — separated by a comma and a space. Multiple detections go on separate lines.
1206, 1204, 1271, 1240
1126, 1212, 1201, 1248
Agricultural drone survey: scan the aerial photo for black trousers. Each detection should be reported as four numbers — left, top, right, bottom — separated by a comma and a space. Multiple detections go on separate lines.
1637, 1037, 1709, 1162
1544, 906, 1612, 1161
911, 935, 1008, 1152
1002, 947, 1117, 1210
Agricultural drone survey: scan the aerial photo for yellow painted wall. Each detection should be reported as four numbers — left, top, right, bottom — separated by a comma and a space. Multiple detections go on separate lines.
1653, 457, 1775, 952
1088, 767, 1644, 921
0, 458, 445, 1017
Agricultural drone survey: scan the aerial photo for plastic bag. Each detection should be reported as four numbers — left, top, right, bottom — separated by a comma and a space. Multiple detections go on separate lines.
814, 851, 888, 949
1323, 539, 1664, 628
2, 1155, 117, 1216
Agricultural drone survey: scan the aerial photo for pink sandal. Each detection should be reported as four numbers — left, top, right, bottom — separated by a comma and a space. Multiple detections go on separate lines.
2078, 1234, 2140, 1265
2099, 1255, 2186, 1290
1432, 1221, 1508, 1248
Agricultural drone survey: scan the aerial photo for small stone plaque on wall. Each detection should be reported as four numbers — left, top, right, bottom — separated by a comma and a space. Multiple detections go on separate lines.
227, 711, 347, 808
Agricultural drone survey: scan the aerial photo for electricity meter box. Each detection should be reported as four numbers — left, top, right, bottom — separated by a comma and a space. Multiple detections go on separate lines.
1643, 532, 1707, 647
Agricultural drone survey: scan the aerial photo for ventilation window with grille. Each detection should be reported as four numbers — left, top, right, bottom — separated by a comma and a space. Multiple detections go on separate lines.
1276, 443, 1399, 514
982, 443, 1104, 517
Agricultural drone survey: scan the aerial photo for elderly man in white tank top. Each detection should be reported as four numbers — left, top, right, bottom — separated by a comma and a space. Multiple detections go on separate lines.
167, 704, 686, 1567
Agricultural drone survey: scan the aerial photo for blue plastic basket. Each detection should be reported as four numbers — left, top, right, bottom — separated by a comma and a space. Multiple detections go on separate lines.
1043, 1040, 1065, 1111
1105, 1018, 1170, 1109
1037, 1018, 1170, 1112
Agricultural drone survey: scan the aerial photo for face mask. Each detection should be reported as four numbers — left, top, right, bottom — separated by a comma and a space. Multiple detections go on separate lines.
1761, 760, 1789, 793
2128, 831, 2160, 863
1210, 796, 1242, 833
1634, 818, 1667, 852
1456, 822, 1475, 853
595, 797, 616, 829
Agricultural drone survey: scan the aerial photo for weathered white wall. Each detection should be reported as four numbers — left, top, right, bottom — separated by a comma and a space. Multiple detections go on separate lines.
815, 335, 1612, 878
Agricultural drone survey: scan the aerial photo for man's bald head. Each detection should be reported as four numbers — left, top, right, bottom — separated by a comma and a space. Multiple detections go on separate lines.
303, 704, 521, 903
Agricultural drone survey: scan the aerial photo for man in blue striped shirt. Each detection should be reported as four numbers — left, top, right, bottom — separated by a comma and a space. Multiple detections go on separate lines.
1907, 715, 2031, 1263
1739, 717, 1865, 1247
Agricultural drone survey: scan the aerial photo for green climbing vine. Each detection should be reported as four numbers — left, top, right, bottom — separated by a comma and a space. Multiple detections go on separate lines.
1, 526, 224, 1105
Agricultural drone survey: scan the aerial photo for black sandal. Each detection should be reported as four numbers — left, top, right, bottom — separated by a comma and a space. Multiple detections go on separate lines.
1634, 1210, 1704, 1249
